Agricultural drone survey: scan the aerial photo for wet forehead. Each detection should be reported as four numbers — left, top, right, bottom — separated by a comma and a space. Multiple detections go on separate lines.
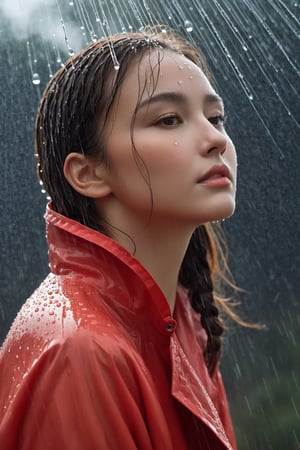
118, 50, 218, 110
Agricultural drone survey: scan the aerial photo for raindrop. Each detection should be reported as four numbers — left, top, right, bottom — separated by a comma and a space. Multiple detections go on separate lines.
68, 48, 75, 56
69, 1, 74, 5
184, 20, 193, 32
32, 73, 40, 85
91, 33, 98, 43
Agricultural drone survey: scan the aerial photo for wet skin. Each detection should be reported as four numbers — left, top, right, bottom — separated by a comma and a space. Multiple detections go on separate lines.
98, 50, 237, 236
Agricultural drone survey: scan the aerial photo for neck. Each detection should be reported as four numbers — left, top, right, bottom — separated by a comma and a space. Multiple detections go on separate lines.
112, 223, 193, 312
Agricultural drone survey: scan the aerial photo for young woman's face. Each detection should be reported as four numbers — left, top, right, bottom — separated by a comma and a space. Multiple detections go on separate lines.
100, 50, 237, 231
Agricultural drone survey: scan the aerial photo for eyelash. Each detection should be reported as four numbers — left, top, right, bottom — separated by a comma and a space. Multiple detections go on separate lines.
209, 115, 226, 127
155, 114, 181, 127
154, 113, 226, 128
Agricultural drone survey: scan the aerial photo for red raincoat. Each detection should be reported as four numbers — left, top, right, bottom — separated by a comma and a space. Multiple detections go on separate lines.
0, 205, 236, 450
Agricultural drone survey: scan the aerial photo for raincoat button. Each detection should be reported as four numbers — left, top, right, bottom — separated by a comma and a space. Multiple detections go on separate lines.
166, 323, 174, 331
164, 318, 176, 334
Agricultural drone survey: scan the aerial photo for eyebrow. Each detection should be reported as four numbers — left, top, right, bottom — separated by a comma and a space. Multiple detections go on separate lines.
137, 91, 224, 110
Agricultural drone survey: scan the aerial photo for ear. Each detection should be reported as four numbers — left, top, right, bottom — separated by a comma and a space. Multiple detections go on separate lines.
63, 152, 112, 199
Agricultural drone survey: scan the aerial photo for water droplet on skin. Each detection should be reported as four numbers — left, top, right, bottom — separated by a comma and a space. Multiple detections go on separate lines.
189, 75, 193, 80
178, 65, 184, 70
184, 20, 193, 32
178, 80, 183, 85
174, 141, 178, 146
32, 73, 40, 85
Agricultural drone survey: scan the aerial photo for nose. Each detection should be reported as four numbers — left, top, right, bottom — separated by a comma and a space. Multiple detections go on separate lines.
198, 119, 228, 156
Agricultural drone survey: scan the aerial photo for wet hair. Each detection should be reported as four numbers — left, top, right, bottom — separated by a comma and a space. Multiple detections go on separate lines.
35, 27, 239, 376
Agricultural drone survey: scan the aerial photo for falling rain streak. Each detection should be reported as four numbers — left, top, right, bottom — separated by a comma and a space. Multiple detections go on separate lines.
23, 0, 300, 155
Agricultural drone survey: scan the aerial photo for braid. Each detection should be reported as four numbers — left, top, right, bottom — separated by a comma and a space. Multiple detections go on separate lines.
179, 225, 224, 376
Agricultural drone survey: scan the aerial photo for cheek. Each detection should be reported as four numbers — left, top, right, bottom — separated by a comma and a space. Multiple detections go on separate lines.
134, 133, 178, 169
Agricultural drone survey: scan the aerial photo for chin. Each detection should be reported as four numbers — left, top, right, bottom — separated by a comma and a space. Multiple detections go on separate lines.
202, 200, 236, 224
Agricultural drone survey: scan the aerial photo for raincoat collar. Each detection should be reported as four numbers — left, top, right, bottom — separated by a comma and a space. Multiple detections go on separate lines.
46, 204, 173, 334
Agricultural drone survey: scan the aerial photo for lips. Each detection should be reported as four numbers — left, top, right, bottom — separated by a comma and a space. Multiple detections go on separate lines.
198, 164, 231, 183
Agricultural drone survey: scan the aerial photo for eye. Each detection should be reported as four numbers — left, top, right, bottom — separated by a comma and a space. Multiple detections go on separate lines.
155, 114, 181, 127
209, 115, 226, 128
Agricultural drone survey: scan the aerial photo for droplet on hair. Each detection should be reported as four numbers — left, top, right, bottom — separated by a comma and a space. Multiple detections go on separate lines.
184, 20, 193, 32
91, 33, 98, 42
32, 73, 40, 85
114, 63, 120, 71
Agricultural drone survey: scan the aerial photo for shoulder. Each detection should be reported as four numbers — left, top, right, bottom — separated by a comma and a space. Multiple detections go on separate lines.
1, 272, 143, 383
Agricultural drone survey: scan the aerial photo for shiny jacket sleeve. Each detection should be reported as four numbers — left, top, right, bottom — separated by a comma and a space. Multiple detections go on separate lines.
2, 331, 157, 450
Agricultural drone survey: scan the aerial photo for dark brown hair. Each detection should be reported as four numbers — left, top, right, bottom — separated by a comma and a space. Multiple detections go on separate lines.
36, 27, 240, 376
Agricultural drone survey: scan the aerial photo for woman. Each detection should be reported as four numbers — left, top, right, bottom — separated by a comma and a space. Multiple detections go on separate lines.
0, 28, 238, 449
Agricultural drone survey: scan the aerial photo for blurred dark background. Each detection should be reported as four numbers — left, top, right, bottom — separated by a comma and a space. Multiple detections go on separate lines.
0, 1, 299, 448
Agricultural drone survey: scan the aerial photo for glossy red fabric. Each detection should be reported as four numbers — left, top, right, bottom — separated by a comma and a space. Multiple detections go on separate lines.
0, 205, 236, 450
